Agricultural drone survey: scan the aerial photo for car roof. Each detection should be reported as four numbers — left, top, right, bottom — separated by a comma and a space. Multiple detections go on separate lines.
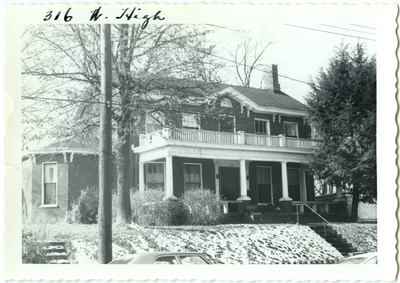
347, 252, 378, 258
110, 251, 204, 264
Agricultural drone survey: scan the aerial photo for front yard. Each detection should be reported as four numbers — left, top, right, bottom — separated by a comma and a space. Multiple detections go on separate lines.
22, 223, 377, 264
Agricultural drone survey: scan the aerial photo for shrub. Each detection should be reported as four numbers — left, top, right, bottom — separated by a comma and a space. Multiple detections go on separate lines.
131, 188, 189, 226
22, 226, 48, 263
182, 188, 223, 225
67, 186, 99, 224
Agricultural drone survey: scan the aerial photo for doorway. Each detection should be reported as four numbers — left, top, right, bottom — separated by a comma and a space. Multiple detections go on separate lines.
256, 166, 273, 204
219, 167, 240, 200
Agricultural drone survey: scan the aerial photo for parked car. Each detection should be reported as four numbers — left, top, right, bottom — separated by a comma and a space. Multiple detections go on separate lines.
109, 252, 212, 264
336, 252, 377, 264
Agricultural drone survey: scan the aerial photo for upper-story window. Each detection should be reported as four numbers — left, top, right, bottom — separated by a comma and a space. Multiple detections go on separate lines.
182, 114, 200, 130
42, 162, 57, 206
254, 119, 270, 135
284, 121, 299, 138
219, 115, 236, 133
220, 98, 233, 108
146, 112, 165, 134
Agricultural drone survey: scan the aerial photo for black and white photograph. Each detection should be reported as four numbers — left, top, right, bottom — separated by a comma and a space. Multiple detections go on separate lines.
2, 3, 397, 281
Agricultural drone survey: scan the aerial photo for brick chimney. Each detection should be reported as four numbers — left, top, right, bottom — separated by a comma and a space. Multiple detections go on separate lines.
260, 64, 280, 93
272, 64, 280, 93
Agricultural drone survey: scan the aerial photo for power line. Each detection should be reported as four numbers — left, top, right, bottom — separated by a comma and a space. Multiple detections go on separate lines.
284, 24, 376, 41
320, 24, 375, 35
350, 24, 376, 30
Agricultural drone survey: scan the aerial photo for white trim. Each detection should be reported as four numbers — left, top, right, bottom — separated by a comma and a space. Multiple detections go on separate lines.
183, 163, 203, 190
220, 97, 233, 108
254, 118, 271, 135
182, 113, 201, 130
215, 86, 308, 117
283, 121, 299, 138
256, 166, 274, 205
41, 162, 58, 207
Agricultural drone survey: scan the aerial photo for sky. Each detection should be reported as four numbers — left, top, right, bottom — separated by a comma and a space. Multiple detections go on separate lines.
202, 5, 378, 103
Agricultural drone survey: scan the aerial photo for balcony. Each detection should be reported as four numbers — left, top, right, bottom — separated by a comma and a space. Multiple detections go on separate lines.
139, 128, 319, 150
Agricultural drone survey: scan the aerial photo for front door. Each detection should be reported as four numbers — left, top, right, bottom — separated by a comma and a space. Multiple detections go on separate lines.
256, 166, 273, 204
219, 167, 240, 200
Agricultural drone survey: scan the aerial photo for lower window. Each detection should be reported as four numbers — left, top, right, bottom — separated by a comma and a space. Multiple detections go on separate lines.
184, 163, 202, 190
146, 163, 164, 189
43, 163, 57, 206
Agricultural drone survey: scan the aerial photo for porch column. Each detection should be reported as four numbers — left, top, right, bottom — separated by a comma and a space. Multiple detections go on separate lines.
279, 161, 292, 214
334, 182, 345, 200
164, 155, 177, 200
139, 162, 145, 193
237, 159, 250, 201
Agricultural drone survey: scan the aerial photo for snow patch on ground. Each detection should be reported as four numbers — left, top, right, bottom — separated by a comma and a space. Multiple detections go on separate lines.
70, 224, 344, 264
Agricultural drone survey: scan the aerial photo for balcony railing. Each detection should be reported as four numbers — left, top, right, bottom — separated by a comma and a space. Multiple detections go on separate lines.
139, 128, 319, 150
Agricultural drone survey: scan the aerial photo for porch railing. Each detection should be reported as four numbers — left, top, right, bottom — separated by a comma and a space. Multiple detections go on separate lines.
295, 203, 332, 238
139, 128, 319, 150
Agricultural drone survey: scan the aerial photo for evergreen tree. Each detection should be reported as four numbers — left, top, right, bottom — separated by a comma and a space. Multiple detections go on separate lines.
306, 43, 376, 222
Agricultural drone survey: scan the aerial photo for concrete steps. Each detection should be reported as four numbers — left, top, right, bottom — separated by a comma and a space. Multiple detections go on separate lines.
309, 224, 358, 256
43, 241, 69, 264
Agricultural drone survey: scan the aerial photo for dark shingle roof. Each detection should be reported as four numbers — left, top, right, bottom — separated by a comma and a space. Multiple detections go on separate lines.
229, 85, 306, 111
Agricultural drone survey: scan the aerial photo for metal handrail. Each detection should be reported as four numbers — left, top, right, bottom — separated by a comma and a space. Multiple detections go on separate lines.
296, 203, 332, 239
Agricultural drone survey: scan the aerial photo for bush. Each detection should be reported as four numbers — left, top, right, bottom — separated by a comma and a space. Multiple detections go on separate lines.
22, 226, 48, 263
182, 188, 223, 225
67, 186, 99, 224
131, 188, 189, 226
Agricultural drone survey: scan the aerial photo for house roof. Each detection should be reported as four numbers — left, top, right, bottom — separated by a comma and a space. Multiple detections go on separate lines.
23, 136, 99, 157
229, 85, 306, 112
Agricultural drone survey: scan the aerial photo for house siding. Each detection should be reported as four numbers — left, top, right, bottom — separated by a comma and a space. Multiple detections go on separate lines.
175, 97, 311, 138
68, 155, 99, 210
172, 157, 215, 198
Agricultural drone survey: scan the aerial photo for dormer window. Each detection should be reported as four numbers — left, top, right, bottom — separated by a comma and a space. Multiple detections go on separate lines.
220, 98, 233, 108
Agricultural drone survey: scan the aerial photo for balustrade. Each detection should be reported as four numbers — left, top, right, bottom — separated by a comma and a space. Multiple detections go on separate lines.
139, 128, 318, 150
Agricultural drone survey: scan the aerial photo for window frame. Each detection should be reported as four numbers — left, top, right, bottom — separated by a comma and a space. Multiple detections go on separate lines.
254, 118, 271, 135
183, 163, 203, 190
283, 121, 299, 138
182, 113, 201, 130
42, 162, 58, 207
145, 162, 165, 189
145, 112, 165, 134
287, 168, 300, 186
220, 98, 233, 108
256, 166, 274, 204
218, 115, 236, 133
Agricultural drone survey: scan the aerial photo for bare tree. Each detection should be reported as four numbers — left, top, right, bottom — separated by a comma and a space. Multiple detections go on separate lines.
229, 33, 275, 87
22, 24, 222, 224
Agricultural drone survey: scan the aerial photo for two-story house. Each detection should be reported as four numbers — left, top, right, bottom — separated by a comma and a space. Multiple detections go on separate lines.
22, 65, 348, 223
132, 65, 344, 222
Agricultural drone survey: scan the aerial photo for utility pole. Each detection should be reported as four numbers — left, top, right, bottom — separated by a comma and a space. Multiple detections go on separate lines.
98, 24, 113, 264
